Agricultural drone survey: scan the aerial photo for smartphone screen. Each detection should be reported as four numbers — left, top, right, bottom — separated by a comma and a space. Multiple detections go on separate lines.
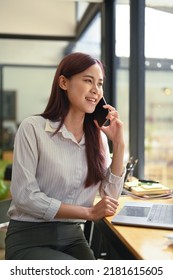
93, 97, 109, 126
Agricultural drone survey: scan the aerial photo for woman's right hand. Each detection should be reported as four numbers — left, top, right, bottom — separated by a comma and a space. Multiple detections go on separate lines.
90, 196, 119, 221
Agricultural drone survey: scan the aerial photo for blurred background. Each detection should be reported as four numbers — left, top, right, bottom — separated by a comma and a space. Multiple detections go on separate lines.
0, 0, 173, 188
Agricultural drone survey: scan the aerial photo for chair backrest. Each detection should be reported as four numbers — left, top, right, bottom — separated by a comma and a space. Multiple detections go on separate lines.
0, 199, 11, 224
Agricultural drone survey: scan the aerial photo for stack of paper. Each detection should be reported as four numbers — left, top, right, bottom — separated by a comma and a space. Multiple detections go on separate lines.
124, 181, 172, 198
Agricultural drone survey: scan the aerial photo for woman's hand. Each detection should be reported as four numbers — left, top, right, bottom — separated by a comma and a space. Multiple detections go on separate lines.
94, 104, 124, 146
94, 104, 125, 177
90, 196, 119, 221
55, 196, 119, 221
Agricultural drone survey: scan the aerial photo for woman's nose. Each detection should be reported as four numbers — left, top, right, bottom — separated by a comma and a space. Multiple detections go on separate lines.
91, 84, 99, 94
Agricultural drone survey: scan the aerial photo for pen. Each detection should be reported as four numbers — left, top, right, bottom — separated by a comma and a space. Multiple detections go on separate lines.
139, 179, 159, 184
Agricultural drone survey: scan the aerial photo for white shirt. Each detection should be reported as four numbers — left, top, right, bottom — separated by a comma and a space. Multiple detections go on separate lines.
8, 116, 125, 222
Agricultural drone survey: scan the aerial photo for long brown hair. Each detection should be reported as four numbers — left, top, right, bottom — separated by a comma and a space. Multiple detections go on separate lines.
41, 52, 106, 187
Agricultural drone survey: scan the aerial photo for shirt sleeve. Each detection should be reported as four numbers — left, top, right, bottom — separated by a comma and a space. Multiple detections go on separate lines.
10, 118, 61, 221
99, 132, 126, 199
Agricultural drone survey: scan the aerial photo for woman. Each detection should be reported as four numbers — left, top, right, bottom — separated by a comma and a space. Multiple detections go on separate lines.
5, 52, 125, 260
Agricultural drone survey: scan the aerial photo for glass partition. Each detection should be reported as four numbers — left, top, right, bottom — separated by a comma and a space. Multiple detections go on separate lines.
2, 66, 56, 153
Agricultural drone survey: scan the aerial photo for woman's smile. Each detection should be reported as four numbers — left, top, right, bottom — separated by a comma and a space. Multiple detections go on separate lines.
85, 97, 97, 104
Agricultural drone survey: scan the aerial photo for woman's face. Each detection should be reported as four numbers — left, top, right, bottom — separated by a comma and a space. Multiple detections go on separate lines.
60, 63, 104, 115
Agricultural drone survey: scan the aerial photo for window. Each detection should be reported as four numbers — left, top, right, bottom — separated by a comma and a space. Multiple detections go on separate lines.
72, 13, 101, 59
145, 2, 173, 188
116, 2, 130, 162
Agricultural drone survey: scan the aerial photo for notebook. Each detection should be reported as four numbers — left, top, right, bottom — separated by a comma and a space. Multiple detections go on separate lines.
124, 182, 172, 196
111, 201, 173, 229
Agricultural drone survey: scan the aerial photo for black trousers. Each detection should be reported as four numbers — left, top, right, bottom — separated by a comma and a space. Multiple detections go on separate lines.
5, 220, 95, 260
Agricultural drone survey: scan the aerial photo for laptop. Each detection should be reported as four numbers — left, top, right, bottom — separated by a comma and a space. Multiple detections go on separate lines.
111, 201, 173, 229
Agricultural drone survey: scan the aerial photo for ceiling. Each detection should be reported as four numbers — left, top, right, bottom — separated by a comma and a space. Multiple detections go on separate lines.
0, 0, 103, 66
0, 0, 103, 37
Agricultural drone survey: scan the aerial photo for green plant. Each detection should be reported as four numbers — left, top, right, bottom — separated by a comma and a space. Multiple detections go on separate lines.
0, 180, 9, 200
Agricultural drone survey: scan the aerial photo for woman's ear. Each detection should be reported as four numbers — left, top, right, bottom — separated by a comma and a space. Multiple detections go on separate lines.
59, 75, 68, 90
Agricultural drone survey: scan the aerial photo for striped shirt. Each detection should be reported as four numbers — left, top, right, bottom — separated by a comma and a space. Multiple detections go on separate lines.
8, 116, 125, 222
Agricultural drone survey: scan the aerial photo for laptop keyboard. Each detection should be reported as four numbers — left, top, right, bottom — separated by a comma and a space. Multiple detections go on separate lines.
147, 204, 173, 224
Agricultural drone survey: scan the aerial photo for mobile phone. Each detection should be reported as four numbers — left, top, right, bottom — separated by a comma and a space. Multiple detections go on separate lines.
93, 97, 109, 126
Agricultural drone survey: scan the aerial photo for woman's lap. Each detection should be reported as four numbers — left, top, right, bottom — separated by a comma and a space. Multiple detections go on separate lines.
5, 220, 95, 260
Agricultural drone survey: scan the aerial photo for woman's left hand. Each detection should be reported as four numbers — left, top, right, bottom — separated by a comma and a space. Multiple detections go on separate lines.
94, 104, 124, 145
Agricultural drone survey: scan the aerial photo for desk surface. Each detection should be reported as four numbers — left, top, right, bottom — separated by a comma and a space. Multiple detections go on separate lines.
103, 195, 173, 260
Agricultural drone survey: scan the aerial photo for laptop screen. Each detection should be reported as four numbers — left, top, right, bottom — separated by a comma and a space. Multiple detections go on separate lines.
118, 206, 151, 217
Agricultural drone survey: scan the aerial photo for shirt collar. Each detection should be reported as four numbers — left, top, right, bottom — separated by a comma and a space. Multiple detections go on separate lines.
45, 119, 85, 145
45, 119, 58, 133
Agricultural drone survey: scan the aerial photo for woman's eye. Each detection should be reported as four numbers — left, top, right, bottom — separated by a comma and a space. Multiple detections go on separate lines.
85, 79, 92, 83
98, 83, 103, 87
